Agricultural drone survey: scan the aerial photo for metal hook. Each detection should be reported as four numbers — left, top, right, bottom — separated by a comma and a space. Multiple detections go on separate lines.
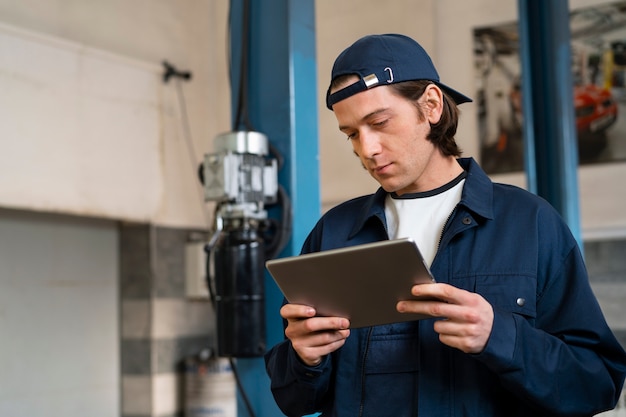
385, 67, 394, 83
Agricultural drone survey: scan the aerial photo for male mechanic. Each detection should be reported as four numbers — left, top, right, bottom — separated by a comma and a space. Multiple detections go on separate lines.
265, 33, 626, 416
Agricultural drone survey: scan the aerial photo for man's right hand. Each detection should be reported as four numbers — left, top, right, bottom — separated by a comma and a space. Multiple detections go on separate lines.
280, 303, 351, 366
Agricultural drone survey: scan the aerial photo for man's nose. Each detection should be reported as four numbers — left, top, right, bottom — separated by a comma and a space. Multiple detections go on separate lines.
358, 131, 382, 159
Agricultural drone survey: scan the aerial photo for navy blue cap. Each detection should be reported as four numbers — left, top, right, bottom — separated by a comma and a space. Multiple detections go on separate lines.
326, 34, 472, 110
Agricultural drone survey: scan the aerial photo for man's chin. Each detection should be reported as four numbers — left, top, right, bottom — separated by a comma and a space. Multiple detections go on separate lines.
379, 182, 401, 194
371, 174, 404, 194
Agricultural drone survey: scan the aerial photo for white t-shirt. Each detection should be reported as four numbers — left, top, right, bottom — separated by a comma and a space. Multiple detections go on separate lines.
384, 172, 466, 267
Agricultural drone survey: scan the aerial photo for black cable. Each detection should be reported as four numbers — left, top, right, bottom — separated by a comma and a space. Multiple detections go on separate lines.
264, 185, 293, 260
269, 142, 285, 171
228, 358, 257, 417
204, 231, 221, 308
169, 76, 213, 227
229, 0, 253, 131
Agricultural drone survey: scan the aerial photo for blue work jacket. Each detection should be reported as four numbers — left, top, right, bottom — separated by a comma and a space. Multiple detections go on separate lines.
265, 158, 626, 417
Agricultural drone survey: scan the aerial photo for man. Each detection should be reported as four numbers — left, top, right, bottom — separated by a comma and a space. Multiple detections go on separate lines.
264, 33, 626, 416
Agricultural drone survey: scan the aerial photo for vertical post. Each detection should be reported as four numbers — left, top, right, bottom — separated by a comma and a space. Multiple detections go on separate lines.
518, 0, 582, 247
229, 0, 320, 415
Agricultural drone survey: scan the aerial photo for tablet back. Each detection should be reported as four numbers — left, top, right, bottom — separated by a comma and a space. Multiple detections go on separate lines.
265, 238, 435, 328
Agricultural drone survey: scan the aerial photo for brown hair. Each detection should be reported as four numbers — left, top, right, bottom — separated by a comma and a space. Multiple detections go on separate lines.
389, 80, 462, 157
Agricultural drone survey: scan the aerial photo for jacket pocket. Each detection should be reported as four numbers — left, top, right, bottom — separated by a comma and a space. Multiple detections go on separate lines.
473, 274, 537, 320
364, 322, 421, 374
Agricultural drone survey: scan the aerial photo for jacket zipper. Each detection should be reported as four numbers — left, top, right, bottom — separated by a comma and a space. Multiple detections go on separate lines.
358, 326, 374, 417
437, 207, 457, 254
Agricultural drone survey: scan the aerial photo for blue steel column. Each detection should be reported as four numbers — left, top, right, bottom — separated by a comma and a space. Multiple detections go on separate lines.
229, 0, 320, 415
517, 0, 582, 246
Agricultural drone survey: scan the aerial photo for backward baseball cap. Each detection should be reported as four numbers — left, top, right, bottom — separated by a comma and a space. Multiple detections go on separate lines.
326, 34, 472, 110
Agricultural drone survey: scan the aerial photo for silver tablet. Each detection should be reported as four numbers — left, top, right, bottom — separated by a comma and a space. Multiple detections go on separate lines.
265, 238, 436, 328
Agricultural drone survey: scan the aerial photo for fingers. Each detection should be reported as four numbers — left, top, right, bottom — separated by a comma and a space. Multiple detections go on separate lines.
281, 304, 350, 330
434, 316, 493, 354
396, 283, 494, 354
396, 283, 488, 321
280, 303, 317, 320
289, 324, 351, 366
409, 282, 461, 303
280, 303, 351, 366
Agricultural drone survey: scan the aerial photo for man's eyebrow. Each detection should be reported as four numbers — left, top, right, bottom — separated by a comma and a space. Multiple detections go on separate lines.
338, 108, 390, 131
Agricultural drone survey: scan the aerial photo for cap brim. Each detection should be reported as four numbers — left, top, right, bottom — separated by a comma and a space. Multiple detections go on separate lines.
437, 82, 473, 105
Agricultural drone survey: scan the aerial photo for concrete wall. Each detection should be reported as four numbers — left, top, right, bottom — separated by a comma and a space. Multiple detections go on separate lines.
0, 0, 230, 229
0, 209, 119, 416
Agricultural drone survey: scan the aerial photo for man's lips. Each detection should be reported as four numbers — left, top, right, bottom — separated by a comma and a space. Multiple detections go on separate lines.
371, 162, 392, 175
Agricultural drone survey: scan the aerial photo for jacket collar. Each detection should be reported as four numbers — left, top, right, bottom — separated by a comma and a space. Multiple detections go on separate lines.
348, 157, 493, 239
457, 157, 494, 221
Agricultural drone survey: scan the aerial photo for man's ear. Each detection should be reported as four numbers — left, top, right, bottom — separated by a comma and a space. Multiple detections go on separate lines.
424, 84, 444, 124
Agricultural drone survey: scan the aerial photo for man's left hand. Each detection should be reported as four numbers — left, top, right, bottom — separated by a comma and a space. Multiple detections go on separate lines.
397, 283, 494, 354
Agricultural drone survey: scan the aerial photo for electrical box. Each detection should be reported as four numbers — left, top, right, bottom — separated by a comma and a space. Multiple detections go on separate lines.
185, 242, 209, 299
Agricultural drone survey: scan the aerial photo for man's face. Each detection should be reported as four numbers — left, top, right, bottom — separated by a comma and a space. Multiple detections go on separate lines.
332, 81, 442, 195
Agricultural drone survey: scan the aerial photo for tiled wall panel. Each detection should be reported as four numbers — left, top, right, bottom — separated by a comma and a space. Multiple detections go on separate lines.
120, 223, 215, 417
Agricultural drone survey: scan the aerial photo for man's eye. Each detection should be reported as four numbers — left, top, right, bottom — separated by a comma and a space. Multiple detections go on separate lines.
346, 132, 357, 140
373, 119, 388, 127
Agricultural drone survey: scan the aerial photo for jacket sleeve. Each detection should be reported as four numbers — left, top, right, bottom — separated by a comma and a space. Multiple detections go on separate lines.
475, 221, 626, 415
264, 340, 333, 416
264, 223, 336, 416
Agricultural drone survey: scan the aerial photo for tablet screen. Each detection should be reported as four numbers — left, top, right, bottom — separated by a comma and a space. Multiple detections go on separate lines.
266, 238, 436, 328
